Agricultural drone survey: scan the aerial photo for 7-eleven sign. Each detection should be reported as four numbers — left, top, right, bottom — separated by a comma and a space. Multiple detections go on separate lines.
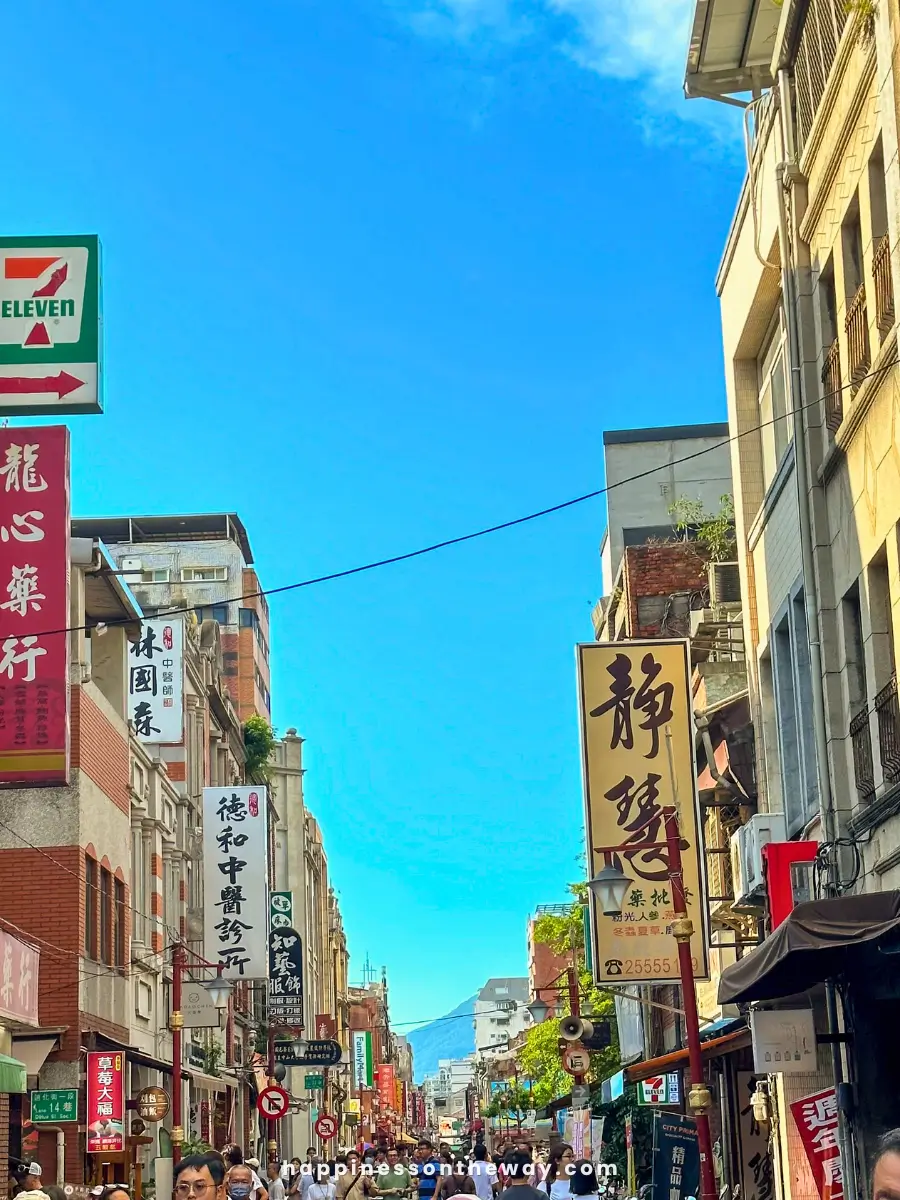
0, 236, 102, 414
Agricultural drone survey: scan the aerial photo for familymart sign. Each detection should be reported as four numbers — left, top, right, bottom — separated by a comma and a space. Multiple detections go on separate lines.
0, 235, 102, 414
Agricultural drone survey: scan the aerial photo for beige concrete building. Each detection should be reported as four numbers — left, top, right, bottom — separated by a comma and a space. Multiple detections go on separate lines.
688, 0, 900, 1194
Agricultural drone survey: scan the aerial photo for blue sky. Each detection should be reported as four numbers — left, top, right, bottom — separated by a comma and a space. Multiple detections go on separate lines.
3, 0, 745, 1028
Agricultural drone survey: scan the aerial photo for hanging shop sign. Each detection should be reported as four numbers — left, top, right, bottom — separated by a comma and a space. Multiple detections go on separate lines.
377, 1063, 395, 1112
128, 618, 184, 744
578, 639, 709, 985
0, 926, 39, 1025
304, 1073, 324, 1090
269, 925, 304, 1026
86, 1051, 125, 1153
0, 425, 70, 786
637, 1074, 682, 1106
270, 890, 293, 929
650, 1113, 700, 1200
790, 1088, 843, 1200
274, 1038, 342, 1067
352, 1030, 374, 1088
136, 1086, 170, 1122
181, 980, 223, 1029
203, 786, 269, 978
0, 236, 102, 415
737, 1072, 774, 1200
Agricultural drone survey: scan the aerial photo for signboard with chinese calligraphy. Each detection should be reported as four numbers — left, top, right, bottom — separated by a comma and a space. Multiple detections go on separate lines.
0, 426, 69, 786
128, 618, 183, 744
377, 1063, 395, 1112
202, 786, 269, 979
0, 236, 102, 415
86, 1051, 125, 1153
270, 890, 293, 929
353, 1031, 374, 1088
0, 927, 38, 1025
650, 1113, 700, 1200
578, 639, 709, 984
790, 1087, 843, 1200
268, 925, 304, 1026
31, 1089, 77, 1123
737, 1073, 774, 1200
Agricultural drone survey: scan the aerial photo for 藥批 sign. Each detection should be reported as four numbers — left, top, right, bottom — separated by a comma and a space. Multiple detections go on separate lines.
0, 236, 102, 414
578, 639, 709, 984
0, 426, 70, 786
128, 619, 184, 744
203, 786, 269, 978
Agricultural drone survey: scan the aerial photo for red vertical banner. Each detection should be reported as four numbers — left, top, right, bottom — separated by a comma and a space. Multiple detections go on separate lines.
86, 1051, 125, 1152
0, 426, 69, 785
790, 1088, 843, 1200
378, 1063, 395, 1111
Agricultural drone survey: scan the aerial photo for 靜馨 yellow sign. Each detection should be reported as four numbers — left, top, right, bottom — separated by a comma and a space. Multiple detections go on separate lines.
577, 639, 708, 985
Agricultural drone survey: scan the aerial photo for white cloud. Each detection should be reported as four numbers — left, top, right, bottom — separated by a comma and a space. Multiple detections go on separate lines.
547, 0, 692, 89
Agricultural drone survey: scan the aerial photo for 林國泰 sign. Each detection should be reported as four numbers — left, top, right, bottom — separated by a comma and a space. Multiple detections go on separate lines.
790, 1088, 843, 1200
268, 925, 304, 1026
0, 426, 70, 786
128, 619, 183, 743
578, 639, 709, 984
0, 236, 101, 414
86, 1051, 125, 1153
203, 786, 269, 978
0, 927, 39, 1025
353, 1030, 373, 1088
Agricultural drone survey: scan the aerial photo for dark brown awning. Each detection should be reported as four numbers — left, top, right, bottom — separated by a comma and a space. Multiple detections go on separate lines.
718, 891, 900, 1005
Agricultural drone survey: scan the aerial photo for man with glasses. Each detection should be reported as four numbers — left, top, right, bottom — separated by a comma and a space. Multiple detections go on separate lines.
174, 1154, 227, 1200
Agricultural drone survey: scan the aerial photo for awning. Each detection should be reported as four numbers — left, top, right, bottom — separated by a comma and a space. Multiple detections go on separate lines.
0, 1053, 27, 1094
697, 739, 730, 792
718, 891, 900, 1005
11, 1035, 60, 1076
625, 1028, 750, 1083
185, 1067, 228, 1094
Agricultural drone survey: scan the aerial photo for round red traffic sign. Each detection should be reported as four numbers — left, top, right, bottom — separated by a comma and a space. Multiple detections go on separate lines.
257, 1085, 290, 1120
562, 1045, 591, 1076
314, 1113, 338, 1140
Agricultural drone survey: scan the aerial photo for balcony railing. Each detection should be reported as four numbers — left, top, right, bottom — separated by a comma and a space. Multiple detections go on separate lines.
850, 707, 875, 805
876, 674, 900, 785
874, 234, 895, 339
846, 283, 871, 392
822, 338, 842, 433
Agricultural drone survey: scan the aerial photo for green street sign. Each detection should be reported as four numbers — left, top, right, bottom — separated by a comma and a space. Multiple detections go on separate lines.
271, 891, 294, 930
304, 1073, 324, 1090
31, 1089, 78, 1123
0, 236, 102, 415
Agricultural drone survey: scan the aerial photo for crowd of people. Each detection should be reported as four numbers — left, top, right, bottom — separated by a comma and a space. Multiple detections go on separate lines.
170, 1139, 610, 1200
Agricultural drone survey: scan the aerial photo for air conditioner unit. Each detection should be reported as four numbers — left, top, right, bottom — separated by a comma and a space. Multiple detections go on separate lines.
730, 812, 787, 908
709, 561, 742, 608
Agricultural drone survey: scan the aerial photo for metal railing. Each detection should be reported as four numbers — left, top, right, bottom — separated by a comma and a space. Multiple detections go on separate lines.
850, 707, 875, 804
846, 283, 871, 392
876, 674, 900, 784
822, 338, 842, 433
874, 234, 895, 338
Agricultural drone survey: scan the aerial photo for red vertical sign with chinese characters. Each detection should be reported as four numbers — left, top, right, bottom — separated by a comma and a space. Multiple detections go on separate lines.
86, 1051, 125, 1153
0, 426, 69, 785
790, 1088, 843, 1200
378, 1063, 395, 1112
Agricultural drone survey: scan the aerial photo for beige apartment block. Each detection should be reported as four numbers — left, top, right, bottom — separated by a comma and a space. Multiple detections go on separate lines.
688, 0, 900, 1190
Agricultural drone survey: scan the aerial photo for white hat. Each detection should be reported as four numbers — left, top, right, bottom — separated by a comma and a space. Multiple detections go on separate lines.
245, 1159, 260, 1170
27, 1165, 42, 1177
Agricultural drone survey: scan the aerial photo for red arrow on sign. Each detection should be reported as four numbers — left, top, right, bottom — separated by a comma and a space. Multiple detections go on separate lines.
0, 372, 84, 399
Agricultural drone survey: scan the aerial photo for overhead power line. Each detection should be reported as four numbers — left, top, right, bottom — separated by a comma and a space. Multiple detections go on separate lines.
11, 355, 895, 643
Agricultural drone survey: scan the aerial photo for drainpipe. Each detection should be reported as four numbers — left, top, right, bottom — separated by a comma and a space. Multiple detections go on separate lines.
775, 68, 859, 1200
694, 714, 743, 800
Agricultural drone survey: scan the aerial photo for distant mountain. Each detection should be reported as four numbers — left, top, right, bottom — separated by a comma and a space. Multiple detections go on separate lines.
406, 995, 476, 1082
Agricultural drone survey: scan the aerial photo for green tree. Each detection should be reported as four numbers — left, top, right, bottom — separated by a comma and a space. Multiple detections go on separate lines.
482, 1082, 534, 1119
668, 493, 736, 563
243, 714, 276, 779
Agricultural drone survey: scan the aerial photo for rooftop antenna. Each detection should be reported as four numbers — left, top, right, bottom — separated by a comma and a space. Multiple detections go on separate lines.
362, 953, 376, 985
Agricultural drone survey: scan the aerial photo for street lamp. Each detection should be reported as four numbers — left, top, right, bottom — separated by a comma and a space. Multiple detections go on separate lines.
526, 997, 549, 1025
587, 856, 633, 917
205, 970, 233, 1012
591, 801, 716, 1200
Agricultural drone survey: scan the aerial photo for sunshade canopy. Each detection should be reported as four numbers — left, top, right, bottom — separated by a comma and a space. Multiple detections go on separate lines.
718, 891, 900, 1005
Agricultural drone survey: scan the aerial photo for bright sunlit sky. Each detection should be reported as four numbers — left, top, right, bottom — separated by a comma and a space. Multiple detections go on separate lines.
3, 0, 747, 1027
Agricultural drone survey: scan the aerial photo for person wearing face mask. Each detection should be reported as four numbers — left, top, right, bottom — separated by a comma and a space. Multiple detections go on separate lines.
227, 1165, 260, 1200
